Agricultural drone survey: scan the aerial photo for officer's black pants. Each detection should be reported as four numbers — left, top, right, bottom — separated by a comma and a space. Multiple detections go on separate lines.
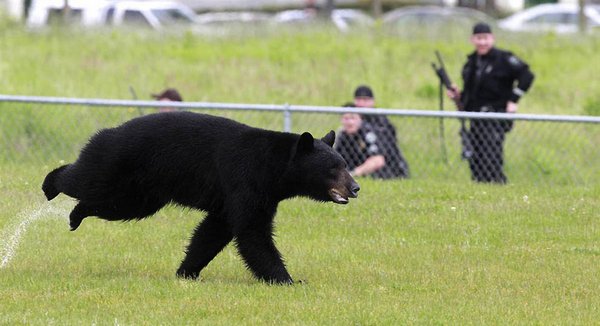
469, 121, 507, 184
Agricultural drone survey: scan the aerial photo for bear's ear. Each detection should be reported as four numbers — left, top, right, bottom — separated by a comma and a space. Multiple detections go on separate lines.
321, 130, 335, 147
296, 132, 314, 153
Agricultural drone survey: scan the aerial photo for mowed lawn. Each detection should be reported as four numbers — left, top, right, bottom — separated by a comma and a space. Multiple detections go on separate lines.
1, 172, 598, 324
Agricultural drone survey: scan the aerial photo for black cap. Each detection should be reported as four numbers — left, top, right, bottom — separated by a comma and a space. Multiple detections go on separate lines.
354, 85, 374, 98
472, 22, 492, 35
151, 88, 183, 102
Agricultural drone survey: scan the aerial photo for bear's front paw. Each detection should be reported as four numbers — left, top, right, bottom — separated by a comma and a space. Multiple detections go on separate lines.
176, 267, 200, 280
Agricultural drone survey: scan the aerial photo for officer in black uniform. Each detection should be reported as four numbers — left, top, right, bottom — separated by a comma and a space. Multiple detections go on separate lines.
334, 105, 409, 179
448, 22, 534, 184
352, 86, 410, 178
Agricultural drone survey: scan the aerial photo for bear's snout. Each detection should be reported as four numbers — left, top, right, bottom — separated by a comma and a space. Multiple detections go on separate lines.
328, 176, 360, 204
349, 181, 360, 198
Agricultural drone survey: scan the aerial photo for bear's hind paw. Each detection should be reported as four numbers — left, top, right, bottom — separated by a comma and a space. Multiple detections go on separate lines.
176, 268, 200, 280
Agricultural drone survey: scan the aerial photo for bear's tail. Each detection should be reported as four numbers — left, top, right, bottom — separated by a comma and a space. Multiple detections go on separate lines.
42, 165, 69, 201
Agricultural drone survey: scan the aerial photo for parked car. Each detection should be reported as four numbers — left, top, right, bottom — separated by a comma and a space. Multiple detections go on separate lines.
330, 9, 374, 32
192, 11, 273, 36
26, 0, 198, 30
382, 6, 494, 33
26, 0, 111, 28
195, 11, 272, 26
105, 1, 198, 30
498, 3, 600, 34
273, 8, 373, 32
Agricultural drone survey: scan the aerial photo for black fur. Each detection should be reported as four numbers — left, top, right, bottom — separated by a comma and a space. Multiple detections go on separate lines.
43, 112, 359, 284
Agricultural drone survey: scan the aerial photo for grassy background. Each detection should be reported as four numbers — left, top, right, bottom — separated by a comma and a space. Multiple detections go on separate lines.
1, 26, 599, 183
1, 24, 599, 324
1, 24, 599, 114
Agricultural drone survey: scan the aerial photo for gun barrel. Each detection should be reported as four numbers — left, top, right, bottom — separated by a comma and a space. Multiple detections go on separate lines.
435, 50, 445, 68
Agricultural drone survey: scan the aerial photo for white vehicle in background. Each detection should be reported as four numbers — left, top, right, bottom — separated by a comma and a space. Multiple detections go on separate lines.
273, 8, 373, 32
330, 9, 374, 32
192, 11, 273, 36
381, 6, 495, 36
498, 3, 600, 34
26, 0, 111, 28
106, 1, 198, 29
26, 0, 198, 30
195, 11, 272, 26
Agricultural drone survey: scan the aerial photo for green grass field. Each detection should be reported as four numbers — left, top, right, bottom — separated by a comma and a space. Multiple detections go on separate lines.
1, 177, 599, 324
1, 24, 599, 324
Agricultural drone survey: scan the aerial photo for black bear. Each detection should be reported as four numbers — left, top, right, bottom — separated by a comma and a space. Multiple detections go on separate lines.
43, 112, 359, 284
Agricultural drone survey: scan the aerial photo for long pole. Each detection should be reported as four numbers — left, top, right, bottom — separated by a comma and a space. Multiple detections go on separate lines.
438, 80, 448, 164
578, 0, 587, 34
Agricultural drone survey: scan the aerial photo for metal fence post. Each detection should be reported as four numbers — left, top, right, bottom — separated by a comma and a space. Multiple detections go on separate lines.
283, 103, 291, 133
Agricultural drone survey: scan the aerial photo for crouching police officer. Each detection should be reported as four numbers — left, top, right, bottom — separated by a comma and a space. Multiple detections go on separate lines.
448, 22, 534, 184
334, 105, 409, 179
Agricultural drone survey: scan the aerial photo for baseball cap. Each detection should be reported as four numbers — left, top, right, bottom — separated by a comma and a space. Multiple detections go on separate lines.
472, 22, 492, 35
151, 88, 183, 102
354, 85, 374, 98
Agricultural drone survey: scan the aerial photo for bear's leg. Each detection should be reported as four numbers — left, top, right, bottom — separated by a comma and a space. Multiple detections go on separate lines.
69, 202, 94, 231
69, 198, 165, 231
42, 164, 69, 201
235, 226, 293, 285
176, 213, 233, 280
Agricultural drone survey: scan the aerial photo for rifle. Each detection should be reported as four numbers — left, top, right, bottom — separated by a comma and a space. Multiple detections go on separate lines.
431, 51, 473, 161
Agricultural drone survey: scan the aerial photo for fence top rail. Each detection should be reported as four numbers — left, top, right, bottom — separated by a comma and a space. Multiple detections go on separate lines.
1, 94, 599, 124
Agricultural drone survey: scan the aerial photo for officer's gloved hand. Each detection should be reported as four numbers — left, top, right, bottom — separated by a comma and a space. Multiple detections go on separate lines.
447, 85, 461, 101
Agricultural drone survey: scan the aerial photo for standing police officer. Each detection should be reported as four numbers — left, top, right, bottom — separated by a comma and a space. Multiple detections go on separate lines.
448, 22, 534, 183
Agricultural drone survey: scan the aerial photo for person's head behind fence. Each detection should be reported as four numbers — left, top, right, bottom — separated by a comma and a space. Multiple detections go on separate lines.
341, 113, 362, 135
354, 85, 373, 99
353, 85, 375, 108
152, 88, 183, 112
152, 88, 183, 102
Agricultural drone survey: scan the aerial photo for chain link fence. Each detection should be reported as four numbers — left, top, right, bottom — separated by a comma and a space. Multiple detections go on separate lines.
1, 94, 599, 186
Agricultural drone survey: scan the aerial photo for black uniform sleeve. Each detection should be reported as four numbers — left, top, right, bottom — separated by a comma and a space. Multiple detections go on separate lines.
507, 54, 535, 103
364, 130, 384, 158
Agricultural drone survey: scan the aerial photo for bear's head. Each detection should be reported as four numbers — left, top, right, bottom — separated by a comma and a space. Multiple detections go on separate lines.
285, 131, 360, 204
